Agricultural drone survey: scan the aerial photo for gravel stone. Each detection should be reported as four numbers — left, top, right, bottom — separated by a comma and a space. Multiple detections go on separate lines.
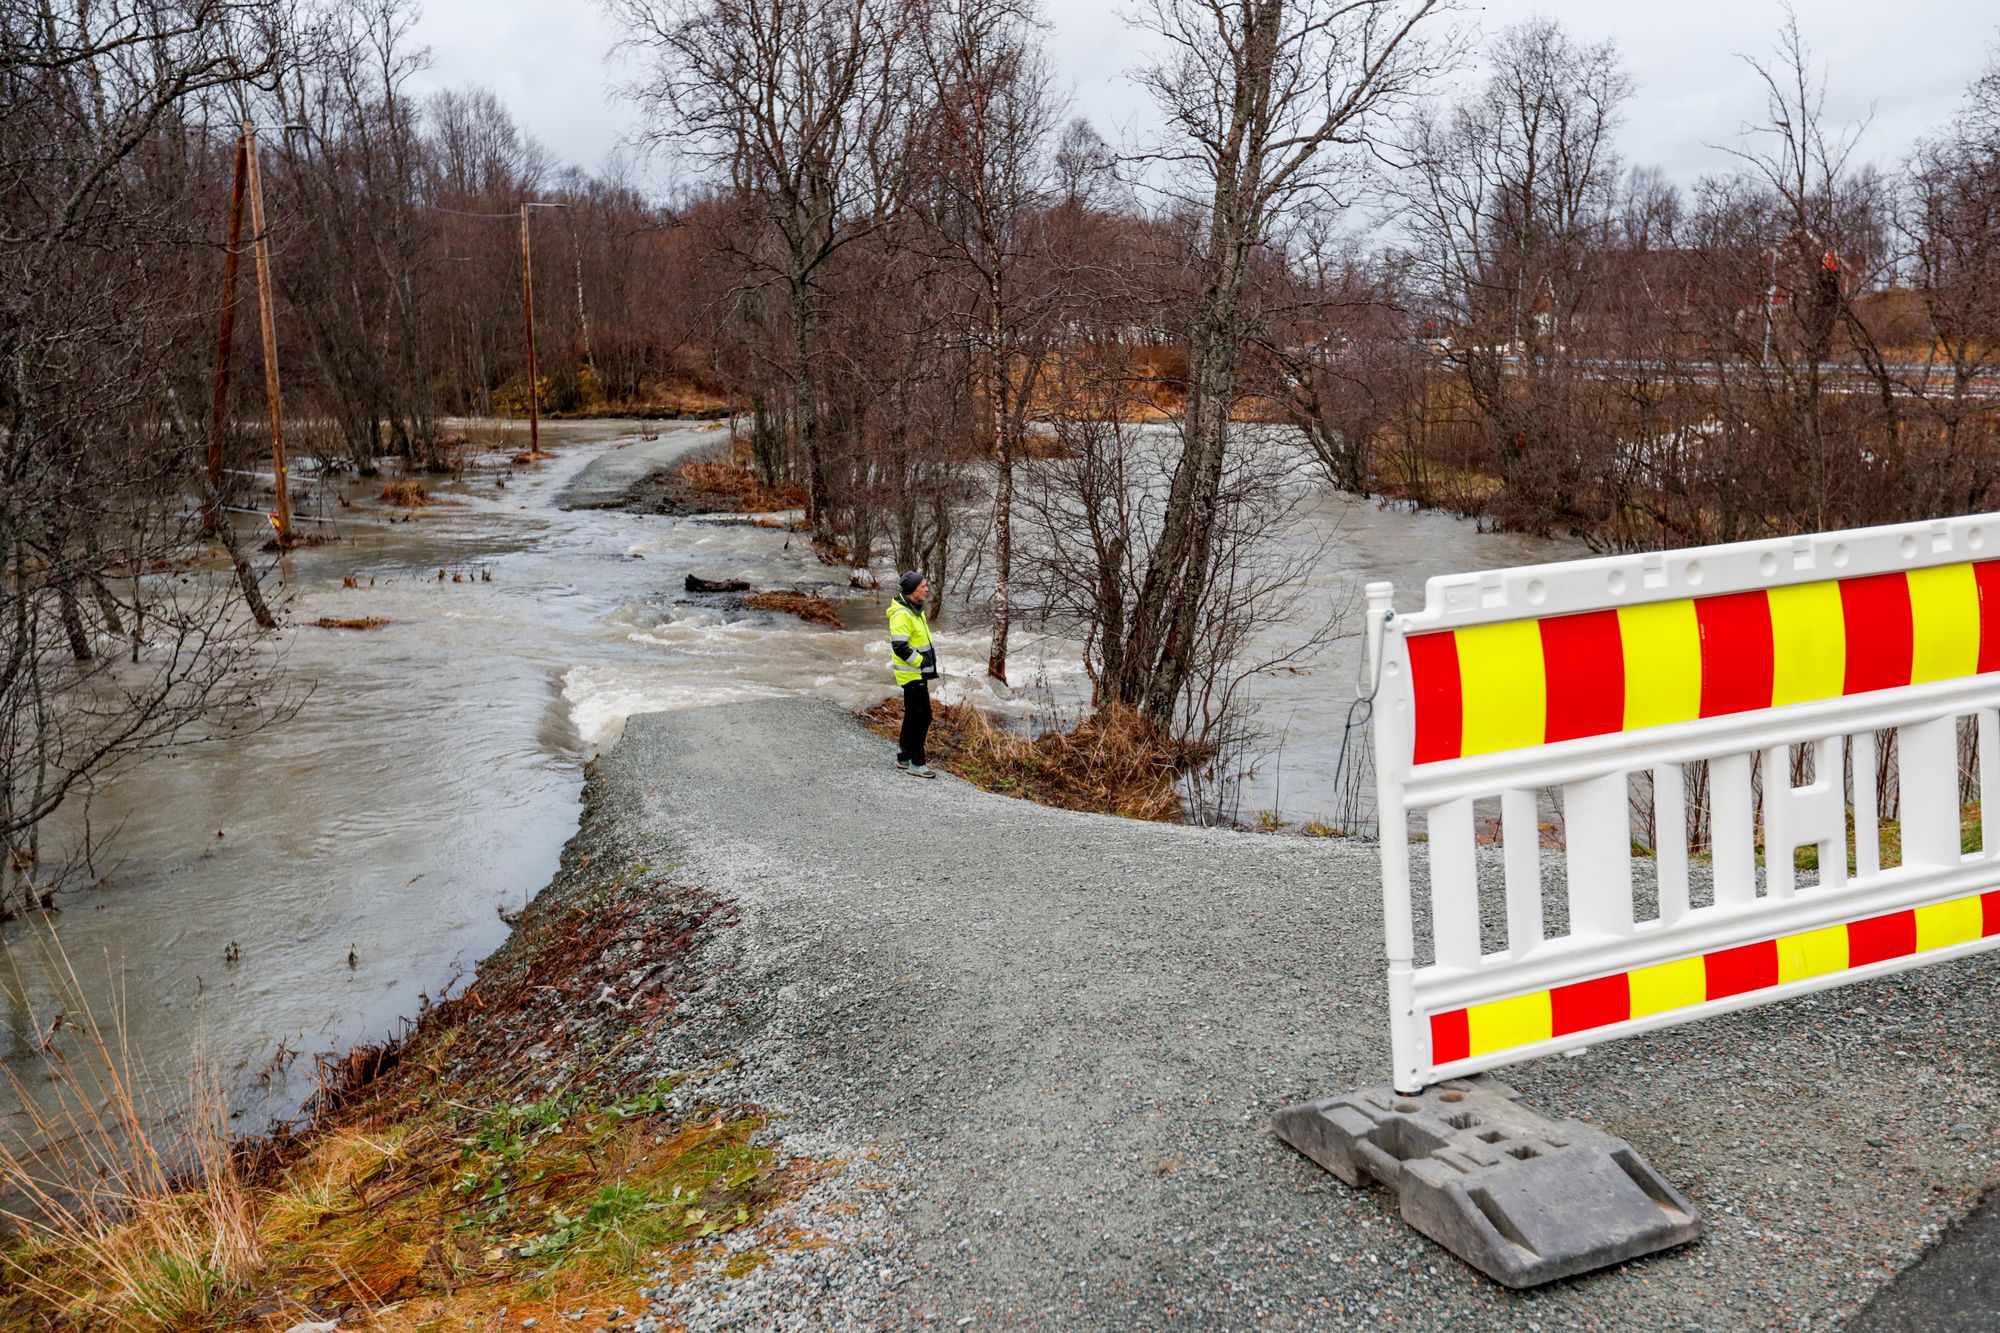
589, 697, 2000, 1330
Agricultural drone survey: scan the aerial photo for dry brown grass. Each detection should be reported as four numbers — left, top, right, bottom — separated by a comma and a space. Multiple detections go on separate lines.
0, 933, 263, 1331
678, 447, 809, 513
377, 480, 431, 507
0, 883, 814, 1331
645, 373, 738, 416
860, 699, 1208, 822
259, 531, 336, 553
1007, 341, 1323, 426
1013, 344, 1282, 425
745, 591, 843, 629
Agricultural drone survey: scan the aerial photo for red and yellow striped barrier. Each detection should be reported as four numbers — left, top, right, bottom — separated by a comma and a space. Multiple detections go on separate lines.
1407, 561, 2000, 763
1428, 889, 2000, 1064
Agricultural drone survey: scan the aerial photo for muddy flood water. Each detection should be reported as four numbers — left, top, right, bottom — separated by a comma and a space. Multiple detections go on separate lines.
2, 418, 1572, 1144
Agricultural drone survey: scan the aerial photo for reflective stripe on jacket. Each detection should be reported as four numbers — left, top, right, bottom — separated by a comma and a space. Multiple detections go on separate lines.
887, 596, 937, 686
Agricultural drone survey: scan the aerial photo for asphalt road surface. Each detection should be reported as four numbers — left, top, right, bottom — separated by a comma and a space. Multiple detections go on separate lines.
1850, 1190, 2000, 1331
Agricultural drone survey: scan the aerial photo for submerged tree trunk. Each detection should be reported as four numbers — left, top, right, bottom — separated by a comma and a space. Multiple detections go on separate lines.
792, 286, 832, 543
987, 315, 1013, 682
1118, 228, 1248, 728
749, 392, 781, 489
57, 580, 91, 662
82, 530, 124, 636
200, 474, 279, 631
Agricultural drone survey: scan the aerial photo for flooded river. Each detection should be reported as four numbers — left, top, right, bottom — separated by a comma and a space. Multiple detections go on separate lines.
1, 418, 1571, 1141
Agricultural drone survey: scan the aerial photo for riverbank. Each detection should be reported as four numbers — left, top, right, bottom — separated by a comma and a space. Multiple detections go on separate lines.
0, 748, 803, 1329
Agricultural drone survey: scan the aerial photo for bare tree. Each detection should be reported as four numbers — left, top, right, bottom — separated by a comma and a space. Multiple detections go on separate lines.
612, 0, 918, 540
1015, 324, 1334, 763
1052, 116, 1118, 211
1263, 225, 1415, 495
0, 0, 293, 908
1711, 11, 1888, 534
912, 0, 1061, 681
420, 85, 557, 417
1112, 0, 1449, 728
1394, 16, 1631, 533
264, 0, 440, 471
1899, 49, 2000, 513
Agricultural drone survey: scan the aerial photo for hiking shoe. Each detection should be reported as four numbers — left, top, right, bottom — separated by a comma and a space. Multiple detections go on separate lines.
908, 764, 938, 780
895, 757, 910, 770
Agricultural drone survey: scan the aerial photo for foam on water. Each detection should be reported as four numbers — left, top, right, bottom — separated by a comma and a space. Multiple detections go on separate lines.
566, 600, 1086, 750
561, 664, 795, 748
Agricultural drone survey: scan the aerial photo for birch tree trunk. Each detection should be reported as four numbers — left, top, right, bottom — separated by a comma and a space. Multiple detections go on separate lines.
1112, 0, 1443, 731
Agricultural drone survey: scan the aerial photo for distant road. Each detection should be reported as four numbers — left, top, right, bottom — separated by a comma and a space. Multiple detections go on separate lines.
1492, 353, 2000, 399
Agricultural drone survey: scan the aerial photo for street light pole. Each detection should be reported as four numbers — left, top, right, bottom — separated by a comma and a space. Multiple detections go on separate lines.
1762, 245, 1780, 366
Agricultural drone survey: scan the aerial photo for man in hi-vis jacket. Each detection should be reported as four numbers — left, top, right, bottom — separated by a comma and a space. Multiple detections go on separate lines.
887, 571, 939, 778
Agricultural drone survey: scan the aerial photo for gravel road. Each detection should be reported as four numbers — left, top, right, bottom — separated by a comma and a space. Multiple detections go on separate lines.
555, 427, 721, 510
604, 698, 2000, 1331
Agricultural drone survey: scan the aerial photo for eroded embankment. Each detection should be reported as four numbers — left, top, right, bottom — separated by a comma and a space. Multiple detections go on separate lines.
0, 753, 820, 1332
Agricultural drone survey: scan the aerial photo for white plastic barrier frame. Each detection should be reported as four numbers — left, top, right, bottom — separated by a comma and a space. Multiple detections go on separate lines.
1371, 512, 2000, 1094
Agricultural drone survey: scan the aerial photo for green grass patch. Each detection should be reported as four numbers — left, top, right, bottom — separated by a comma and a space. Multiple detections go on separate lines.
230, 1075, 786, 1325
1790, 803, 1980, 873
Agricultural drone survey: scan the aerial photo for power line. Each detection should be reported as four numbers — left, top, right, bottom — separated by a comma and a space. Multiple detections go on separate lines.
420, 203, 524, 219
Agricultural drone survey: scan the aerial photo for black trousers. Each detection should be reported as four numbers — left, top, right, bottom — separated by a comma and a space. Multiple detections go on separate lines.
899, 679, 932, 765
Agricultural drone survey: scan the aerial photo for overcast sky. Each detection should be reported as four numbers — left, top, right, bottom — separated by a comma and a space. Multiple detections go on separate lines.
407, 1, 1999, 193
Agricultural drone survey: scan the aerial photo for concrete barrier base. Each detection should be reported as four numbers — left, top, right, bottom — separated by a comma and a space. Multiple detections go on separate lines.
1273, 1076, 1702, 1288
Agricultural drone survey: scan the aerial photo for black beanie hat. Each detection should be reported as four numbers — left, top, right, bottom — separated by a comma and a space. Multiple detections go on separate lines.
900, 571, 925, 598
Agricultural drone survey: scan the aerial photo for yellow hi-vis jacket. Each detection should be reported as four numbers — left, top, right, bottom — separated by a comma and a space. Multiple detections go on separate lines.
887, 595, 938, 686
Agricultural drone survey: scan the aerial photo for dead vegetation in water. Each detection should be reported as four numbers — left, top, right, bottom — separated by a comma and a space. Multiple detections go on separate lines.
0, 876, 819, 1331
313, 617, 390, 631
377, 480, 431, 507
745, 591, 842, 629
860, 699, 1209, 822
259, 531, 336, 552
378, 479, 467, 510
808, 533, 855, 567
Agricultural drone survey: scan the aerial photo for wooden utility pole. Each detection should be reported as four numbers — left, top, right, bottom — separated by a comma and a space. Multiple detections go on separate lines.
242, 120, 292, 545
205, 134, 249, 535
519, 202, 542, 455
